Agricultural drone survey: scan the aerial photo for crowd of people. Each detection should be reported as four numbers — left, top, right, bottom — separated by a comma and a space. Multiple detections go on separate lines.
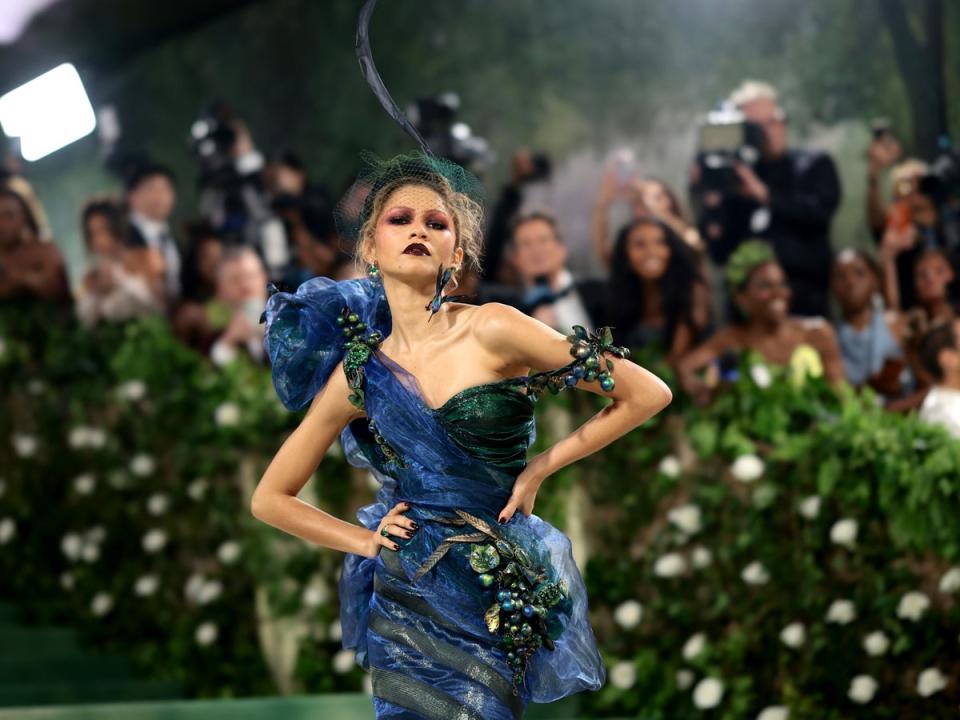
2, 80, 960, 439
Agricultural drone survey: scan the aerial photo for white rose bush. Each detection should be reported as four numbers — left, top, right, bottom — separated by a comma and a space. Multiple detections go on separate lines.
2, 307, 960, 713
577, 348, 960, 717
0, 312, 355, 697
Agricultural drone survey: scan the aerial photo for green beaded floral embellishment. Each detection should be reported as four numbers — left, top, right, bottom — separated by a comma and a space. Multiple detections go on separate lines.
525, 325, 630, 398
336, 305, 405, 469
473, 539, 568, 693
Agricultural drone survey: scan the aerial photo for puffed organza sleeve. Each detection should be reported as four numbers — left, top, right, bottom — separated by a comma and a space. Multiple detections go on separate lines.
262, 275, 391, 411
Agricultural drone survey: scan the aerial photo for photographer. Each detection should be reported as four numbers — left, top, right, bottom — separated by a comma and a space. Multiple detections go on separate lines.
192, 102, 288, 280
691, 81, 841, 318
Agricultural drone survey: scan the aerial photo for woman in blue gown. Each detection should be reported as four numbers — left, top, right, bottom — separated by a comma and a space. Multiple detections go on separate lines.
252, 152, 673, 719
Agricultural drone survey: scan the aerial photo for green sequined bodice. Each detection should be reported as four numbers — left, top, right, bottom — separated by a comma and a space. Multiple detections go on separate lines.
432, 380, 536, 475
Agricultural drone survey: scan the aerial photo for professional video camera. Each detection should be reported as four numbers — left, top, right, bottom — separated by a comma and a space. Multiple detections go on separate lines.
189, 99, 243, 191
694, 102, 765, 194
406, 92, 494, 173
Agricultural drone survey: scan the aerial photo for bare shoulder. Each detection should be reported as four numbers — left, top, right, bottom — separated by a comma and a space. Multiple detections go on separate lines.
797, 316, 838, 347
468, 301, 531, 337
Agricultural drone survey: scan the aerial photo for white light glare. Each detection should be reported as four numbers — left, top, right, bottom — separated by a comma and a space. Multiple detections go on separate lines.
0, 63, 96, 161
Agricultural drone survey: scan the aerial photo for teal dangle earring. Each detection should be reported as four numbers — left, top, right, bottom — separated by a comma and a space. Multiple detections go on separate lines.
367, 261, 382, 284
425, 264, 471, 322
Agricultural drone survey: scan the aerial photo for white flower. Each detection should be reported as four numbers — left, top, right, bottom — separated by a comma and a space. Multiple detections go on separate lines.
667, 504, 702, 535
214, 402, 241, 427
757, 707, 789, 720
825, 599, 856, 625
916, 667, 948, 697
830, 518, 858, 548
27, 379, 44, 395
80, 542, 99, 563
61, 533, 83, 560
184, 573, 206, 603
328, 619, 342, 642
692, 676, 725, 709
60, 572, 74, 590
0, 517, 15, 544
85, 428, 106, 449
142, 528, 168, 553
195, 621, 218, 646
896, 591, 930, 621
67, 426, 106, 450
86, 526, 106, 544
798, 495, 821, 519
73, 474, 96, 495
187, 478, 208, 501
302, 578, 331, 608
12, 433, 37, 458
146, 493, 169, 516
741, 561, 770, 586
654, 552, 687, 578
862, 631, 889, 656
130, 454, 155, 477
609, 660, 636, 690
675, 669, 695, 690
613, 600, 643, 630
117, 380, 146, 401
197, 579, 222, 605
134, 575, 159, 597
750, 363, 773, 388
68, 427, 90, 449
90, 592, 113, 617
938, 566, 960, 594
780, 622, 806, 648
332, 648, 356, 674
657, 455, 681, 478
730, 454, 764, 483
682, 632, 706, 660
691, 547, 713, 569
848, 675, 878, 704
217, 541, 241, 565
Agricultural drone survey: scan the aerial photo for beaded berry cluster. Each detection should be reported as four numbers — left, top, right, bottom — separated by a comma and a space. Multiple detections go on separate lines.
337, 306, 405, 468
525, 325, 630, 398
469, 537, 568, 693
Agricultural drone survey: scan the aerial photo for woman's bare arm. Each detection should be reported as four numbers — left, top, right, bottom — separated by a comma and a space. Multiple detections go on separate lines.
250, 361, 413, 557
591, 170, 619, 269
473, 304, 672, 520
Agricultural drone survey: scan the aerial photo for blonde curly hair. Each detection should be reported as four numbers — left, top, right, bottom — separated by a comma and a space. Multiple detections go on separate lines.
354, 175, 484, 290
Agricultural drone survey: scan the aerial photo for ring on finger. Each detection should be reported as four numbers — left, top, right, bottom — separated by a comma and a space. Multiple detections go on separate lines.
380, 528, 389, 537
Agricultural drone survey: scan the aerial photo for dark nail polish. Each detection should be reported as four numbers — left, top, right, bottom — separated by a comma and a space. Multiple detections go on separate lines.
411, 522, 419, 529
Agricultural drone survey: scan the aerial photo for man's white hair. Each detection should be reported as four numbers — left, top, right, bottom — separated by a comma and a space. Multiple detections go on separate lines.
729, 80, 779, 108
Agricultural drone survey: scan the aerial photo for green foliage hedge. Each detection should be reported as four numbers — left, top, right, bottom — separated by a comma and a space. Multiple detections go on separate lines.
1, 306, 958, 716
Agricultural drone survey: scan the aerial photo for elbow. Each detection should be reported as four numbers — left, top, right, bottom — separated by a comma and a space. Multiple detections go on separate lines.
250, 487, 270, 523
657, 382, 674, 411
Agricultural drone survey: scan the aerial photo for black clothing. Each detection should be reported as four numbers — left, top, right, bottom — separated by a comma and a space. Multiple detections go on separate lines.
697, 149, 841, 317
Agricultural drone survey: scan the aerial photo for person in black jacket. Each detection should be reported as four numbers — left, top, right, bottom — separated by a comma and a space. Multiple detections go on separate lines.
481, 211, 607, 333
692, 81, 841, 318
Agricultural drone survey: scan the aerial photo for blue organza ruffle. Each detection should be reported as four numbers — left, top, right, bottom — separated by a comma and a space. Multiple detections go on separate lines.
262, 275, 391, 412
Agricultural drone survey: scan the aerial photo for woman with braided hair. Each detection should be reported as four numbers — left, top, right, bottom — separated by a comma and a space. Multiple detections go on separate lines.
252, 150, 672, 718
